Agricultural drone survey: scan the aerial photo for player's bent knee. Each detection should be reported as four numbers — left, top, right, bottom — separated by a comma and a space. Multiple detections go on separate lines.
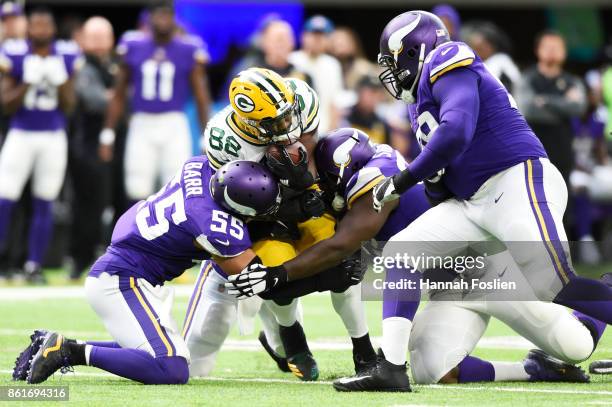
549, 317, 594, 363
156, 356, 189, 385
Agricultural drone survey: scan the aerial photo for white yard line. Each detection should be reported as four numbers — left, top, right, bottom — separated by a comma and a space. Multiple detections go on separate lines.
1, 370, 610, 396
0, 285, 196, 300
0, 328, 542, 351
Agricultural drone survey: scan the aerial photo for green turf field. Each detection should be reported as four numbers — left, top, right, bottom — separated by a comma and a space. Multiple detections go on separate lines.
0, 269, 611, 406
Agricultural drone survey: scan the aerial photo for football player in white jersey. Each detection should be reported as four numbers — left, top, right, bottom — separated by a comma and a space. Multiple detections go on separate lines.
184, 68, 376, 380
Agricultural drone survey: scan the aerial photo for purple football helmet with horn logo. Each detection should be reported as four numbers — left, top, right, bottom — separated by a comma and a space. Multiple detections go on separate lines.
210, 161, 281, 217
378, 10, 450, 104
315, 128, 376, 211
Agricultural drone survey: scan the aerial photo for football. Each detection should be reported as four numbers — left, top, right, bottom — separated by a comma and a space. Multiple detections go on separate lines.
266, 141, 306, 164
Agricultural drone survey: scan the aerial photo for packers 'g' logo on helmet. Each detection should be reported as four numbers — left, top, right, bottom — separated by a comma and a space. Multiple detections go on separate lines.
229, 67, 303, 143
233, 93, 255, 113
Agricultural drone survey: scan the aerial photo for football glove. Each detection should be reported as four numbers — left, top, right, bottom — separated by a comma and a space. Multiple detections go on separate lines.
266, 145, 315, 190
276, 189, 325, 223
372, 169, 418, 212
226, 263, 288, 299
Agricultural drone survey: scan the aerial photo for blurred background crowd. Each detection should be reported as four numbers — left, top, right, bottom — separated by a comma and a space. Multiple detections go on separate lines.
1, 0, 612, 283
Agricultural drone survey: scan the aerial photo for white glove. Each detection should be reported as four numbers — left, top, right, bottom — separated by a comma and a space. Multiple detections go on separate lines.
225, 263, 286, 299
22, 55, 45, 85
372, 176, 400, 212
43, 56, 68, 86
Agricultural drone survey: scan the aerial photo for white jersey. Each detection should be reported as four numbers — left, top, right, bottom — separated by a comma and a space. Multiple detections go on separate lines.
202, 78, 319, 169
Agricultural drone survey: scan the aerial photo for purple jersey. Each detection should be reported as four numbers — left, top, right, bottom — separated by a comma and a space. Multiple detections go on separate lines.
408, 41, 547, 199
344, 144, 431, 240
117, 31, 207, 113
0, 39, 81, 131
91, 156, 252, 285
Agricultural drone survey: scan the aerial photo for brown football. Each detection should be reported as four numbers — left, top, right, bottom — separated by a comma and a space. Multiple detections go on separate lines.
266, 141, 306, 164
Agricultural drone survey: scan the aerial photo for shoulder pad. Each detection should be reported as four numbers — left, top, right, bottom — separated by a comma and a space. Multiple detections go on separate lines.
345, 166, 385, 209
427, 42, 475, 84
2, 38, 28, 55
116, 31, 147, 56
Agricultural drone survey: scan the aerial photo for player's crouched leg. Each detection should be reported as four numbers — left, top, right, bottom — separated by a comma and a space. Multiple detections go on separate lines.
82, 271, 191, 384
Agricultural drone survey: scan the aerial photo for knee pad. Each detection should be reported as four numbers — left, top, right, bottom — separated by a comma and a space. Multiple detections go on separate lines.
156, 356, 189, 384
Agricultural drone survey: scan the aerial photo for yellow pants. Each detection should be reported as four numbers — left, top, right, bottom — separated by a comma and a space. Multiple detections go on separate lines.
252, 214, 336, 266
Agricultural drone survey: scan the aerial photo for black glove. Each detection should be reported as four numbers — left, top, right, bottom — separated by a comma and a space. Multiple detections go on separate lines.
276, 189, 325, 224
265, 145, 315, 190
225, 263, 288, 298
315, 256, 366, 293
423, 179, 453, 206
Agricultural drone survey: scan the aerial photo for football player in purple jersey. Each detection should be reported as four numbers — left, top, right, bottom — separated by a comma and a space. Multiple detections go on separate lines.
18, 159, 281, 385
0, 7, 80, 282
368, 11, 611, 323
227, 128, 600, 391
99, 0, 210, 202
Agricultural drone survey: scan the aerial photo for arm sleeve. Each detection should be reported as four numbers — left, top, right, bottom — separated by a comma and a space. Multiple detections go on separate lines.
408, 68, 480, 181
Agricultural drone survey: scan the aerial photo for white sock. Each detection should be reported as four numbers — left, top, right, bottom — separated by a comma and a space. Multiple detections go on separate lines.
266, 299, 299, 327
84, 345, 93, 366
330, 284, 368, 338
492, 361, 530, 381
381, 317, 412, 365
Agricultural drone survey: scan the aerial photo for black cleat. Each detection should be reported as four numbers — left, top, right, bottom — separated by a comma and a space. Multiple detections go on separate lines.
287, 351, 319, 381
589, 360, 612, 374
523, 349, 590, 383
258, 331, 290, 373
13, 330, 48, 381
334, 350, 411, 392
27, 332, 73, 384
279, 322, 319, 381
353, 351, 378, 376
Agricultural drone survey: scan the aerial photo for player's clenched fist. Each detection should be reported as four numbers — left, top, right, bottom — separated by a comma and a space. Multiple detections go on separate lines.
225, 262, 288, 299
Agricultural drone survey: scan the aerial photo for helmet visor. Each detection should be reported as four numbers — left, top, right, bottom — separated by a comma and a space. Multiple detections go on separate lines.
257, 99, 303, 143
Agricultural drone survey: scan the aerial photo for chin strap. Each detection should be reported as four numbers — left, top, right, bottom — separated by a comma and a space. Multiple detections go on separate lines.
331, 160, 348, 212
400, 43, 426, 104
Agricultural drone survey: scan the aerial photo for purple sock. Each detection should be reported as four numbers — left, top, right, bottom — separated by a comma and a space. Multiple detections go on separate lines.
86, 341, 121, 348
458, 356, 495, 383
554, 276, 612, 325
27, 198, 54, 265
573, 310, 606, 347
382, 266, 420, 320
89, 346, 189, 384
0, 198, 16, 248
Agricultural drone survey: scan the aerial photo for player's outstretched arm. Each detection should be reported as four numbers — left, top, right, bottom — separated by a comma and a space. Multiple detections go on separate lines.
283, 190, 397, 280
372, 69, 480, 211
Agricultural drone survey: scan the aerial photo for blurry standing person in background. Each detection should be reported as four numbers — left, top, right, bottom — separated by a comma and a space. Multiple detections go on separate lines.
99, 1, 209, 203
466, 22, 520, 94
252, 19, 311, 84
432, 4, 461, 41
0, 2, 27, 40
290, 15, 343, 132
68, 17, 116, 280
569, 70, 609, 264
517, 30, 586, 188
329, 27, 377, 91
0, 8, 80, 282
341, 75, 407, 153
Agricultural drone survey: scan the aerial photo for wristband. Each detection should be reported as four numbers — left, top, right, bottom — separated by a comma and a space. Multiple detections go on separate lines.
99, 128, 116, 145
